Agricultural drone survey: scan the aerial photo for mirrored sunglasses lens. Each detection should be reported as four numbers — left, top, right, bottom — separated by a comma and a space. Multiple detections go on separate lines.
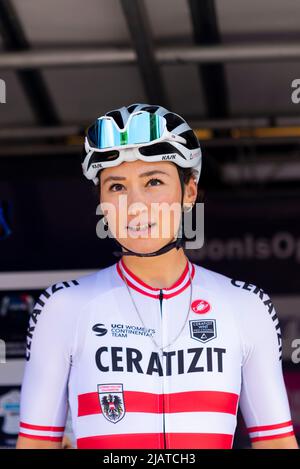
127, 113, 165, 144
87, 113, 166, 149
87, 119, 121, 149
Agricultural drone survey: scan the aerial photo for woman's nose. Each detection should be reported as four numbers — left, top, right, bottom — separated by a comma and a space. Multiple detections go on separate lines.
126, 187, 150, 217
127, 187, 144, 207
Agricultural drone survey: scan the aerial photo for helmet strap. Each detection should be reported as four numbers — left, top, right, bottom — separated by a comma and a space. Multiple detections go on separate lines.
112, 234, 184, 258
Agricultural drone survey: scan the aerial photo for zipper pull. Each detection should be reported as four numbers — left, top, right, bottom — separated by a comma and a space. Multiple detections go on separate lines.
159, 289, 163, 303
159, 289, 163, 317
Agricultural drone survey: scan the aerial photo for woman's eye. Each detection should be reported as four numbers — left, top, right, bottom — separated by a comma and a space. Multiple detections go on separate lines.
147, 178, 163, 187
109, 183, 124, 192
109, 179, 163, 191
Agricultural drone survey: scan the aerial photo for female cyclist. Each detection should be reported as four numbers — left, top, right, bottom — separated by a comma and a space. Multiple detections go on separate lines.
17, 104, 297, 449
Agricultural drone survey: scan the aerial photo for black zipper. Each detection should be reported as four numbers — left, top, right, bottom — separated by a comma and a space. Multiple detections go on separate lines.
159, 289, 167, 449
159, 289, 163, 315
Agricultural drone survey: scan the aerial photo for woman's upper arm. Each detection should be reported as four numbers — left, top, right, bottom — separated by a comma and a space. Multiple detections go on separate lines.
18, 284, 76, 445
238, 288, 296, 445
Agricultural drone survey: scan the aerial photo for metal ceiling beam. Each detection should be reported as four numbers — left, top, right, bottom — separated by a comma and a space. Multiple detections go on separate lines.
159, 43, 300, 63
1, 115, 300, 140
0, 0, 60, 124
0, 136, 300, 157
1, 43, 300, 70
223, 158, 300, 184
188, 0, 229, 119
0, 48, 136, 69
120, 0, 168, 106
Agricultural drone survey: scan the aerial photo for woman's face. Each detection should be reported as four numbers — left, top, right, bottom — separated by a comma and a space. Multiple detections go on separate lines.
99, 160, 197, 254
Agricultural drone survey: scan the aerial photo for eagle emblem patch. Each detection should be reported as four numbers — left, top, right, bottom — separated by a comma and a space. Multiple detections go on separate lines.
98, 383, 125, 423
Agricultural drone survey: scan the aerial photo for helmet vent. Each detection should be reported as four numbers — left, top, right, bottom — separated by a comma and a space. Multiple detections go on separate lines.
140, 105, 160, 113
139, 142, 186, 159
105, 110, 124, 129
127, 104, 139, 114
179, 130, 199, 150
164, 112, 185, 131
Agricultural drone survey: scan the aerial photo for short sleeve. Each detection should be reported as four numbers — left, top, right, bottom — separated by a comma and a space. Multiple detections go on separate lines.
19, 285, 75, 443
238, 288, 295, 444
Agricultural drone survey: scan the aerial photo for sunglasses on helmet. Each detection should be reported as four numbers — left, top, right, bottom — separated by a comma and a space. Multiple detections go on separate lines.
84, 111, 186, 164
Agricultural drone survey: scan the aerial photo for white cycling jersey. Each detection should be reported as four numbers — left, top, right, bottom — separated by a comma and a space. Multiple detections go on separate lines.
19, 258, 294, 448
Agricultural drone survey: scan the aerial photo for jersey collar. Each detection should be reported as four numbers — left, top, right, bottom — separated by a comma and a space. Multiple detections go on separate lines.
116, 257, 195, 299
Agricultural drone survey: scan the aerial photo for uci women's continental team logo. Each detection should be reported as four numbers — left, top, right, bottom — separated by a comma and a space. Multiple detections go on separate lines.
98, 384, 125, 423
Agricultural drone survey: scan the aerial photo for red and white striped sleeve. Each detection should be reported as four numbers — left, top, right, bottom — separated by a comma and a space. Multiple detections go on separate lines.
19, 422, 65, 442
247, 421, 294, 443
19, 284, 76, 443
238, 288, 295, 444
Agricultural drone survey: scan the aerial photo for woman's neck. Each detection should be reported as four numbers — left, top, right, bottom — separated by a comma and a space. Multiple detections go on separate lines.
120, 247, 189, 289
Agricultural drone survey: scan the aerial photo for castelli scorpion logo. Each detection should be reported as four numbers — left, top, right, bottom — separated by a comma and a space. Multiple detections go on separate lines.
191, 299, 211, 314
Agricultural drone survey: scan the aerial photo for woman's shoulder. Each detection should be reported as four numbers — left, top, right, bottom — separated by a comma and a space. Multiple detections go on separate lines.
192, 262, 269, 305
191, 262, 238, 291
32, 264, 117, 318
192, 263, 277, 340
26, 265, 119, 360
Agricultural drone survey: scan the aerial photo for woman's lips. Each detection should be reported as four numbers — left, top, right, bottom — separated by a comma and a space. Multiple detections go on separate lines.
127, 222, 156, 233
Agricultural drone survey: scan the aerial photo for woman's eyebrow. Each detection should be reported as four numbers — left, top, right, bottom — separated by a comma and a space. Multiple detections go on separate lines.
103, 170, 169, 185
139, 170, 169, 178
103, 175, 126, 185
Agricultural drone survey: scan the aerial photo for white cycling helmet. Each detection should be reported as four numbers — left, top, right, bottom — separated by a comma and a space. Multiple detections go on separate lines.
82, 103, 202, 186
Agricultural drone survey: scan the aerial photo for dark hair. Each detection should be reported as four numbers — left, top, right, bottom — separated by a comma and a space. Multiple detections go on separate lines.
93, 164, 205, 205
176, 166, 205, 204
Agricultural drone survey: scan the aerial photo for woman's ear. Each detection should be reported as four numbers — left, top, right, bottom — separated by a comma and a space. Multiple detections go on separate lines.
183, 176, 198, 206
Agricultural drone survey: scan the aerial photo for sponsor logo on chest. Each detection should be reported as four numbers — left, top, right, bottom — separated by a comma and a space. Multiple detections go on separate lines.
189, 319, 217, 343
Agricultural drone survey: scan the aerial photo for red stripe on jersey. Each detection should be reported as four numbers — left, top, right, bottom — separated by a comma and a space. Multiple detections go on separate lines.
163, 265, 195, 299
120, 258, 189, 291
248, 420, 293, 433
78, 390, 239, 417
117, 261, 195, 299
20, 421, 65, 432
162, 262, 189, 290
250, 431, 295, 443
77, 432, 233, 449
117, 263, 159, 298
19, 432, 63, 442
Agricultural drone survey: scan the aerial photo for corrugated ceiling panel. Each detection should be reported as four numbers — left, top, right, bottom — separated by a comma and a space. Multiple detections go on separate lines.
144, 0, 194, 43
226, 61, 300, 116
42, 66, 147, 124
161, 64, 205, 118
0, 71, 36, 125
216, 0, 300, 36
12, 0, 131, 46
